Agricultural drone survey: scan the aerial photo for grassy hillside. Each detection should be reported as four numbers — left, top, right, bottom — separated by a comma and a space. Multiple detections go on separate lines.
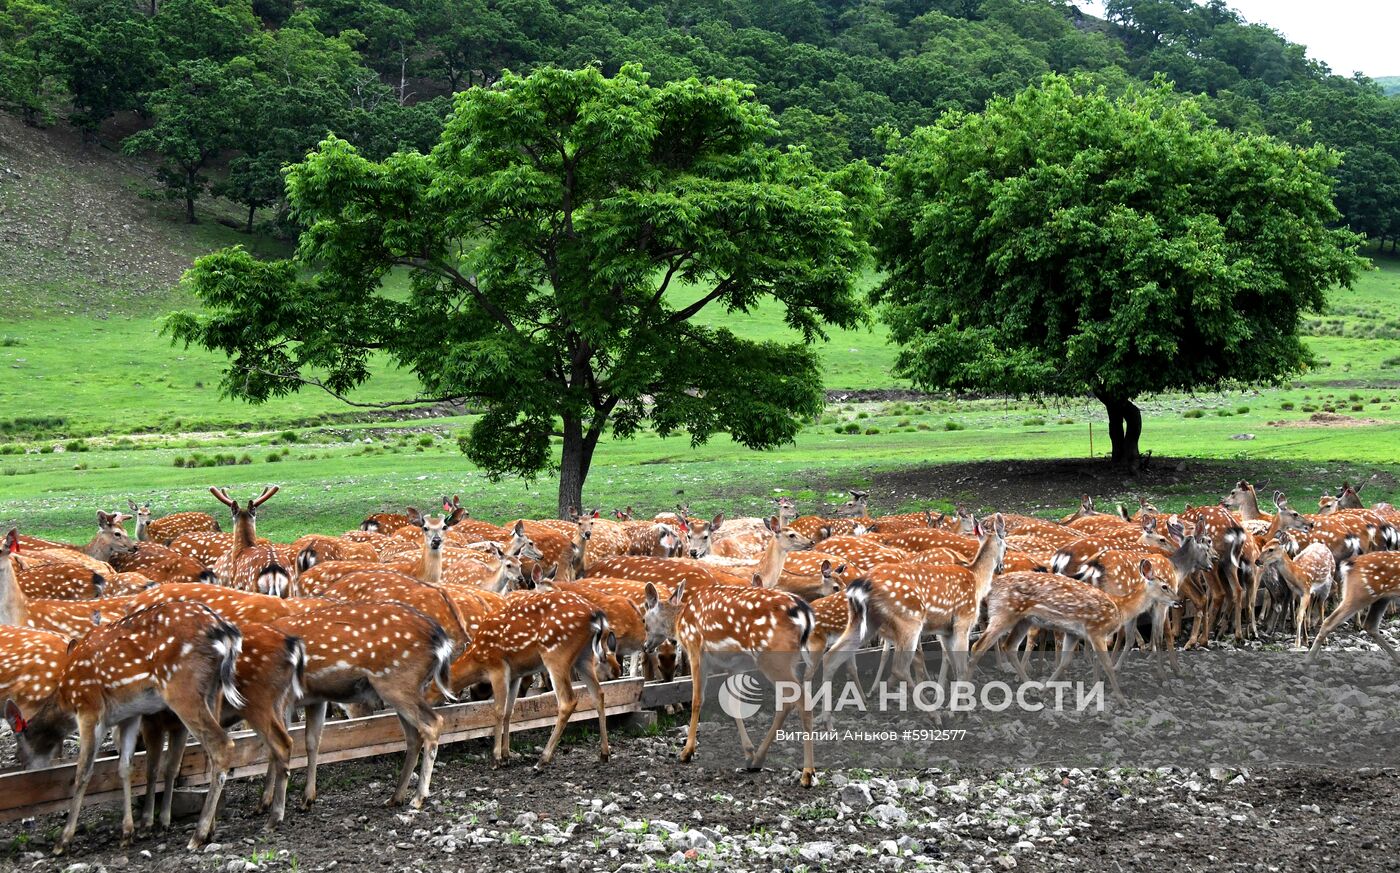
3, 121, 1399, 542
1376, 76, 1400, 96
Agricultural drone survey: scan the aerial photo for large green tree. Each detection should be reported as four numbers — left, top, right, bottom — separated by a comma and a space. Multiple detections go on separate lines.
874, 74, 1365, 466
170, 65, 872, 515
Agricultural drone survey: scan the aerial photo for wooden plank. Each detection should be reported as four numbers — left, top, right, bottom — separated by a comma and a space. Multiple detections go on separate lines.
0, 678, 643, 823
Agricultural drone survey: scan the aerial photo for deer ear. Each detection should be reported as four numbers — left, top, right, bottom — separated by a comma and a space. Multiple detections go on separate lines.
1139, 559, 1154, 578
711, 513, 724, 531
821, 559, 831, 573
818, 525, 831, 540
96, 510, 110, 528
644, 583, 660, 609
669, 580, 686, 605
530, 564, 542, 583
127, 499, 138, 512
90, 609, 102, 627
763, 517, 774, 532
3, 530, 17, 555
3, 700, 25, 734
836, 563, 848, 575
750, 572, 763, 587
513, 521, 525, 537
592, 509, 600, 518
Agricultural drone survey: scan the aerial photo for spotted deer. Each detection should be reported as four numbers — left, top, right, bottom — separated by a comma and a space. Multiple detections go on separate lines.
42, 601, 244, 853
128, 582, 332, 624
970, 563, 1179, 702
585, 555, 723, 591
359, 508, 418, 535
127, 501, 221, 545
1, 625, 77, 769
318, 570, 473, 649
291, 534, 378, 573
271, 603, 454, 809
1256, 540, 1336, 649
823, 514, 1007, 690
449, 589, 614, 768
1307, 553, 1400, 666
2, 530, 139, 637
138, 622, 305, 830
167, 530, 238, 568
641, 579, 818, 786
209, 487, 290, 597
569, 508, 630, 565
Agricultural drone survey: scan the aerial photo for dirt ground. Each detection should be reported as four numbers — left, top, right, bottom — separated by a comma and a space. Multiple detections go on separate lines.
3, 713, 1397, 872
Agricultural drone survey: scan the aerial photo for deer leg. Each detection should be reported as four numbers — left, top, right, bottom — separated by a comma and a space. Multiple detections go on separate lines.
115, 718, 142, 847
170, 698, 233, 850
579, 660, 610, 763
55, 714, 104, 856
969, 613, 1018, 672
1244, 565, 1261, 640
1225, 563, 1245, 644
1308, 597, 1365, 662
749, 655, 806, 779
867, 639, 892, 697
155, 724, 188, 829
302, 702, 327, 807
1088, 635, 1127, 704
536, 658, 576, 769
1363, 601, 1400, 667
680, 644, 703, 763
490, 666, 512, 765
1296, 591, 1313, 651
139, 720, 165, 831
388, 714, 423, 807
253, 708, 292, 824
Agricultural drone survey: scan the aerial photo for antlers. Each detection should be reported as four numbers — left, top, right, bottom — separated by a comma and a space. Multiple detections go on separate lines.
209, 485, 279, 510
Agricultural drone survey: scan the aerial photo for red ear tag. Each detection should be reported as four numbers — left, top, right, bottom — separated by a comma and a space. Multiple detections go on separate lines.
10, 716, 25, 733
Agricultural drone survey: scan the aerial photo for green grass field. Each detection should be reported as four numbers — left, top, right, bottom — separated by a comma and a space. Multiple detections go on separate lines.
3, 239, 1398, 542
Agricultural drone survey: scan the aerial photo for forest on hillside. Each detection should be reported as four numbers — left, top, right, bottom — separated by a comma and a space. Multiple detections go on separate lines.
2, 0, 1398, 247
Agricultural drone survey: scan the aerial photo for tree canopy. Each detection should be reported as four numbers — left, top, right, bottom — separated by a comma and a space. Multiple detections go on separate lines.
168, 64, 873, 514
874, 73, 1367, 465
5, 0, 1399, 245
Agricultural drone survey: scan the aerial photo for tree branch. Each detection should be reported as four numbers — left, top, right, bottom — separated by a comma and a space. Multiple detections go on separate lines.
666, 277, 736, 324
234, 366, 471, 409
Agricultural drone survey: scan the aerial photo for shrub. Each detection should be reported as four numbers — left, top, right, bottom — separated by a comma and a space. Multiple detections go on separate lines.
266, 452, 282, 463
64, 440, 89, 453
1236, 405, 1249, 414
417, 434, 435, 447
856, 411, 869, 420
916, 423, 932, 431
1215, 408, 1232, 417
943, 420, 964, 431
279, 431, 298, 443
1349, 392, 1362, 402
1022, 417, 1046, 426
0, 336, 20, 347
1301, 404, 1318, 412
896, 418, 912, 427
1280, 401, 1295, 411
238, 454, 253, 465
1351, 404, 1364, 412
863, 427, 880, 435
1058, 417, 1075, 425
173, 456, 186, 467
1183, 409, 1205, 419
0, 445, 19, 455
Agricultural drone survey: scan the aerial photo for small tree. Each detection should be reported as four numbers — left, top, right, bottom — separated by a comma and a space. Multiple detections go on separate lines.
170, 65, 872, 514
875, 74, 1365, 466
123, 59, 252, 223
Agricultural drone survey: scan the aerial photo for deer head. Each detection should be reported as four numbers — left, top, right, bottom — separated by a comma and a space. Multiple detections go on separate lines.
1137, 559, 1179, 609
1270, 492, 1313, 532
87, 511, 140, 562
505, 521, 544, 562
835, 490, 869, 518
772, 496, 798, 525
642, 580, 686, 652
684, 513, 724, 559
763, 517, 815, 553
125, 500, 154, 540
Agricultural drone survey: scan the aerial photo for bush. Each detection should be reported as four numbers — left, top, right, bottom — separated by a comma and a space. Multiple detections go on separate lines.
1301, 404, 1318, 412
863, 427, 881, 435
943, 420, 964, 431
0, 444, 19, 455
418, 434, 435, 447
266, 452, 283, 463
1351, 404, 1364, 412
173, 456, 186, 467
279, 431, 299, 443
1280, 401, 1295, 410
238, 454, 253, 465
0, 335, 20, 347
1183, 409, 1205, 419
1349, 392, 1362, 402
1215, 408, 1232, 417
1022, 417, 1046, 426
1236, 405, 1249, 414
64, 439, 89, 453
916, 423, 932, 431
1058, 417, 1075, 425
856, 411, 869, 420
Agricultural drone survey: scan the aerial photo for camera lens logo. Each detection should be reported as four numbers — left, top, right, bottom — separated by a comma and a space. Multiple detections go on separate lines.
718, 673, 765, 720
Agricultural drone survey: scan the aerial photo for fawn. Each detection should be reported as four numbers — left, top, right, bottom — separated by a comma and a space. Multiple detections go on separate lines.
1257, 539, 1336, 649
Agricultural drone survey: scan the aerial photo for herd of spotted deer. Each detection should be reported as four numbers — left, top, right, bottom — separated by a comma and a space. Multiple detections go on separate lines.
2, 480, 1399, 854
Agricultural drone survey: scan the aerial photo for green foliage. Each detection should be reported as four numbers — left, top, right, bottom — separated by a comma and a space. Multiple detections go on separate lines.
171, 65, 870, 512
875, 74, 1366, 458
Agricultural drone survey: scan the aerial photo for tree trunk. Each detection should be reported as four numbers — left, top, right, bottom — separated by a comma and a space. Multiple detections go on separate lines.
185, 193, 197, 224
1096, 393, 1142, 468
245, 203, 256, 233
557, 414, 598, 520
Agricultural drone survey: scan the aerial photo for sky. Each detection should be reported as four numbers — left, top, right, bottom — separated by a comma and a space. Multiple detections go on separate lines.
1076, 0, 1398, 78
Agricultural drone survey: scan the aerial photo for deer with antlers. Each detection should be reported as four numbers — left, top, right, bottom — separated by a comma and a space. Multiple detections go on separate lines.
270, 603, 454, 809
209, 486, 290, 597
641, 578, 819, 786
34, 600, 245, 853
449, 588, 615, 769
